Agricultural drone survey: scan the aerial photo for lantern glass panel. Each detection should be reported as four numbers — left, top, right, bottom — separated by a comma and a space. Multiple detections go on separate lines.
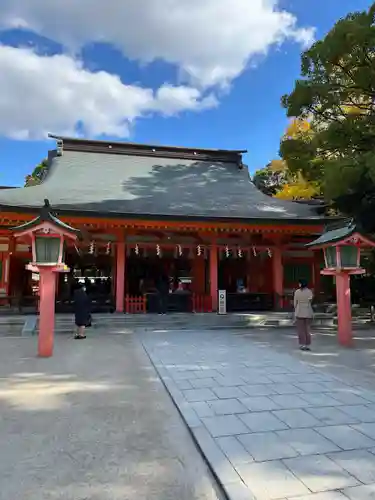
35, 236, 60, 264
340, 245, 358, 268
324, 246, 337, 268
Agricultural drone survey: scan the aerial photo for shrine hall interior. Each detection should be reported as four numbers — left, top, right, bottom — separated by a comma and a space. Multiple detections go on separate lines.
0, 135, 333, 314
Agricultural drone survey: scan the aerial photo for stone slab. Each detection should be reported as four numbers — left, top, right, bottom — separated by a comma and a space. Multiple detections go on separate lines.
215, 436, 254, 466
352, 423, 375, 440
239, 396, 280, 412
208, 399, 248, 415
338, 405, 375, 423
240, 384, 277, 397
239, 411, 288, 432
236, 460, 309, 499
328, 450, 375, 484
182, 388, 218, 402
343, 484, 375, 500
273, 408, 321, 429
305, 406, 360, 426
201, 415, 250, 437
283, 455, 359, 492
212, 386, 247, 399
317, 425, 375, 450
277, 428, 340, 455
238, 432, 299, 462
269, 394, 311, 409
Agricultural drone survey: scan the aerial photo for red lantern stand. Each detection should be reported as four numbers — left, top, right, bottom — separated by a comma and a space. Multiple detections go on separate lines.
307, 222, 375, 347
11, 200, 80, 357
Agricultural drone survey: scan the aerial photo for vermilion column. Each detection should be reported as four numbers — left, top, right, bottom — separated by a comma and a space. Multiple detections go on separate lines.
210, 245, 218, 311
192, 256, 205, 294
335, 272, 353, 346
313, 253, 322, 295
272, 246, 284, 309
115, 241, 126, 313
38, 268, 57, 357
4, 236, 15, 295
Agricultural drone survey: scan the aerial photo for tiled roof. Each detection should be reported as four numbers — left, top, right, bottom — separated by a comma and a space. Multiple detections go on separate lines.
306, 221, 356, 247
0, 139, 325, 222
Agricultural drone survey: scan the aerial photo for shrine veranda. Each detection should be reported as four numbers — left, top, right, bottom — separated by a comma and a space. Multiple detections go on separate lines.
0, 136, 330, 314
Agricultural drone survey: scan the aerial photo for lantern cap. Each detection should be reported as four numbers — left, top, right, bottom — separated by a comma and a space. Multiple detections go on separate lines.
306, 218, 375, 249
10, 199, 80, 236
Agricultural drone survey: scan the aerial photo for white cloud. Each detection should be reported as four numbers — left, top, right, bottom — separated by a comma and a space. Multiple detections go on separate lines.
0, 45, 216, 140
0, 0, 314, 88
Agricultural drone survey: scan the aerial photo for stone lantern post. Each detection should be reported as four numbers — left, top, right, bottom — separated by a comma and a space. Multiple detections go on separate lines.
307, 220, 375, 346
11, 200, 80, 357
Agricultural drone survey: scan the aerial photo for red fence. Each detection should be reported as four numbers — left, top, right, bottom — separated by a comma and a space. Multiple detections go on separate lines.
125, 295, 146, 314
192, 294, 212, 313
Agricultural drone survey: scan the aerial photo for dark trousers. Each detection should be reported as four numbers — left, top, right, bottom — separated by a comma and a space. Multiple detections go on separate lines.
296, 318, 311, 346
158, 293, 168, 314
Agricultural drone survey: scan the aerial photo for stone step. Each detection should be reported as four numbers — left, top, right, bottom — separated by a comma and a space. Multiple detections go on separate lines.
35, 312, 338, 333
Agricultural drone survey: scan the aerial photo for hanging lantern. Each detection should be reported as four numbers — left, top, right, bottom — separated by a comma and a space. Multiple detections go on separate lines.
197, 244, 202, 256
252, 246, 257, 257
106, 242, 111, 255
156, 244, 161, 257
135, 244, 140, 256
89, 241, 95, 254
238, 247, 243, 258
267, 248, 273, 258
225, 245, 230, 258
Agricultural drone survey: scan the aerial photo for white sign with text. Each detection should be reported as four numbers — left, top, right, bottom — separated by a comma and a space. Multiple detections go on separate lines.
218, 290, 227, 315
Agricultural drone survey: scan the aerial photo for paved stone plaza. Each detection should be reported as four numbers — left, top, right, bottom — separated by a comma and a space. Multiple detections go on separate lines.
141, 328, 375, 500
0, 333, 223, 500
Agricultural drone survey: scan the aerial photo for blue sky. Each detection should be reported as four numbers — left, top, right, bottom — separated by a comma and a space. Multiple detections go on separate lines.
0, 0, 372, 186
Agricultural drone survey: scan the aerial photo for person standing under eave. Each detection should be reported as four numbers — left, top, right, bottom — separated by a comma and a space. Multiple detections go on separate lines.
294, 278, 314, 351
73, 283, 91, 339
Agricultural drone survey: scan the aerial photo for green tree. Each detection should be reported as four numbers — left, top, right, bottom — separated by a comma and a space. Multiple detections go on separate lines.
25, 159, 48, 186
252, 161, 288, 196
280, 2, 375, 229
253, 120, 319, 200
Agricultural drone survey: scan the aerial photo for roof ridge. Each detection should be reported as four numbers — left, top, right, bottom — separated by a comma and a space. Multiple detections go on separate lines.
48, 134, 247, 160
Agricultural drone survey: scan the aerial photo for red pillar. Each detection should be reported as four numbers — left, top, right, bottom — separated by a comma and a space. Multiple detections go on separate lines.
116, 241, 125, 313
272, 247, 284, 309
4, 236, 15, 295
192, 256, 205, 294
313, 253, 322, 295
210, 245, 218, 311
335, 272, 353, 346
38, 268, 57, 357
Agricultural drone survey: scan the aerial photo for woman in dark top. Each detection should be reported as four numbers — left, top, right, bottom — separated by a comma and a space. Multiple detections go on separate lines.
73, 284, 91, 339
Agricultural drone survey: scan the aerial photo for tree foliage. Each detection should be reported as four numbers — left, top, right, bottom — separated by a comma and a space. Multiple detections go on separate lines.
281, 2, 375, 229
253, 119, 320, 201
25, 159, 48, 186
252, 161, 288, 196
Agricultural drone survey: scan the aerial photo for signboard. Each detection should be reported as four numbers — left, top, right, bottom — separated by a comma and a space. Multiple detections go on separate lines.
218, 290, 227, 315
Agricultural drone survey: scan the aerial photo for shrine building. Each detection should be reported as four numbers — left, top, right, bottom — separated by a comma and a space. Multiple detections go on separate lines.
0, 136, 329, 314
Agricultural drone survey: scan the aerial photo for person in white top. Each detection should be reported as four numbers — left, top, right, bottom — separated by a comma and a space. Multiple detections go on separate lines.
293, 279, 314, 351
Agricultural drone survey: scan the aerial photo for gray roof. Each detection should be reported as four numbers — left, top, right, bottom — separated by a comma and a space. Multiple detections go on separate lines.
306, 221, 356, 247
11, 199, 80, 235
0, 148, 324, 221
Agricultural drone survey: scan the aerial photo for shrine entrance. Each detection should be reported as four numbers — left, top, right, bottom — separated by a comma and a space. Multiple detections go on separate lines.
126, 251, 196, 312
56, 246, 114, 313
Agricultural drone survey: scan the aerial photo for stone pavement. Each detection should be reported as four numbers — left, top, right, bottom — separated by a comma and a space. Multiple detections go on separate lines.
0, 333, 224, 500
141, 329, 375, 500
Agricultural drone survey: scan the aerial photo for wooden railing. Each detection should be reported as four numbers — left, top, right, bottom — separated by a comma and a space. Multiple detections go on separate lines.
125, 295, 147, 314
192, 294, 212, 313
